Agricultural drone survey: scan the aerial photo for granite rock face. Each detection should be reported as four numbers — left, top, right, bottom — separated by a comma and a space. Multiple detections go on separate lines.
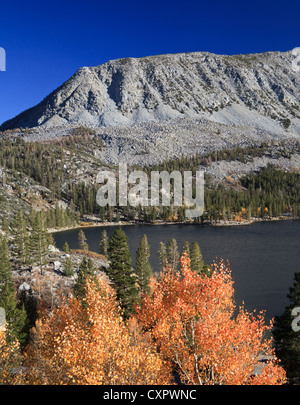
1, 50, 300, 131
1, 50, 300, 166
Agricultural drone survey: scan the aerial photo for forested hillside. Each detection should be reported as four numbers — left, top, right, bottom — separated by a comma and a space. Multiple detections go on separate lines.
1, 132, 299, 230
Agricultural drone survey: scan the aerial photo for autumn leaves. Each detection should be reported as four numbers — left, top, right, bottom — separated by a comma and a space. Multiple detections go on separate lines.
135, 255, 286, 385
24, 276, 168, 385
3, 252, 286, 385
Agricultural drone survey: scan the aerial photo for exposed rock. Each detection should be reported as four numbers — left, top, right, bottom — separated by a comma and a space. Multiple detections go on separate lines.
13, 247, 110, 307
0, 50, 299, 167
51, 260, 62, 271
18, 282, 31, 292
1, 50, 300, 132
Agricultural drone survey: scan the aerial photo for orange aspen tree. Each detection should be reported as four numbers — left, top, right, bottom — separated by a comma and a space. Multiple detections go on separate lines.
25, 275, 170, 385
0, 329, 24, 384
134, 254, 286, 385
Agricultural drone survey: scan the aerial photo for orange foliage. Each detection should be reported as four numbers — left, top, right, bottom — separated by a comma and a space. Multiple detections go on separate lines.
134, 254, 286, 385
25, 276, 170, 385
0, 329, 24, 384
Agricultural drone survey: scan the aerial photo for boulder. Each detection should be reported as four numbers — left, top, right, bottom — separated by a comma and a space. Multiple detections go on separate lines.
18, 282, 31, 292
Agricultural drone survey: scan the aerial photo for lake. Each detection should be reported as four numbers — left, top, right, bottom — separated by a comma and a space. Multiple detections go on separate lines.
53, 220, 300, 323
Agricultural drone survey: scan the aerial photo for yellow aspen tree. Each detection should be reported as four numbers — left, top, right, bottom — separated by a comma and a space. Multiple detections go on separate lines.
0, 329, 24, 385
25, 275, 170, 385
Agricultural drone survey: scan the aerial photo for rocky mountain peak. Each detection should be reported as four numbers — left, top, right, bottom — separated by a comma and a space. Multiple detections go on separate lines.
1, 50, 299, 133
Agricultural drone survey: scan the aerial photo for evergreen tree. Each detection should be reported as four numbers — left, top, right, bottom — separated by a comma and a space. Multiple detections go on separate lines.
29, 211, 49, 274
158, 241, 167, 271
107, 228, 138, 318
182, 241, 190, 257
47, 233, 56, 248
273, 269, 300, 384
190, 241, 204, 274
54, 202, 64, 228
99, 229, 109, 258
63, 241, 70, 253
11, 210, 30, 265
1, 217, 9, 234
135, 234, 152, 295
74, 257, 96, 300
0, 236, 27, 347
167, 238, 180, 271
64, 256, 74, 277
78, 229, 89, 251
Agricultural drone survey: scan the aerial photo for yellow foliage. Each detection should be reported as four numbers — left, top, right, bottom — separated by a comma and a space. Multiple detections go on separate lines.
0, 329, 24, 384
25, 276, 170, 385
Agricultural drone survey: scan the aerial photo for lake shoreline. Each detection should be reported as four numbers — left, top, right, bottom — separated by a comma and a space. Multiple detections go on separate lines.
49, 215, 300, 234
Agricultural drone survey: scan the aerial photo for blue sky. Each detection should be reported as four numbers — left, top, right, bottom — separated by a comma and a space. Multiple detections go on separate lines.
0, 0, 299, 125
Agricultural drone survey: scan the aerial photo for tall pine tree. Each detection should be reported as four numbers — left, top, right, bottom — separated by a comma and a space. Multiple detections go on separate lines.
107, 228, 138, 318
167, 238, 180, 271
78, 229, 89, 251
135, 234, 152, 295
99, 229, 109, 258
11, 210, 29, 265
190, 241, 204, 274
158, 241, 167, 271
29, 211, 49, 274
182, 241, 190, 257
0, 236, 27, 347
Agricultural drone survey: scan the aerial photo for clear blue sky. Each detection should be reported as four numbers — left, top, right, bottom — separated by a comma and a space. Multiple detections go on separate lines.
0, 0, 299, 125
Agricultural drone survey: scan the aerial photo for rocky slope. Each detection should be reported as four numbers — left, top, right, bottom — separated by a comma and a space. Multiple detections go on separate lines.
1, 50, 300, 129
1, 50, 300, 165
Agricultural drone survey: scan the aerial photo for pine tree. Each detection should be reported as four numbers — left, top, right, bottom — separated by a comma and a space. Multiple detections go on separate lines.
99, 229, 109, 258
74, 257, 96, 300
273, 269, 300, 384
182, 241, 190, 257
135, 234, 152, 295
29, 211, 49, 274
54, 202, 64, 228
78, 229, 89, 251
64, 256, 74, 277
46, 209, 56, 229
158, 241, 167, 271
1, 217, 9, 234
47, 233, 56, 248
0, 236, 27, 346
107, 228, 138, 318
167, 238, 180, 271
63, 241, 70, 253
190, 241, 204, 274
11, 210, 29, 265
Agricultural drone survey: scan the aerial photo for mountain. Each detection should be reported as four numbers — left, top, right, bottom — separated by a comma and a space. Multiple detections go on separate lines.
1, 50, 300, 166
1, 50, 300, 131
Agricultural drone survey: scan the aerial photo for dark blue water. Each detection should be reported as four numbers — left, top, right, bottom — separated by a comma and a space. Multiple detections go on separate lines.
53, 220, 300, 323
